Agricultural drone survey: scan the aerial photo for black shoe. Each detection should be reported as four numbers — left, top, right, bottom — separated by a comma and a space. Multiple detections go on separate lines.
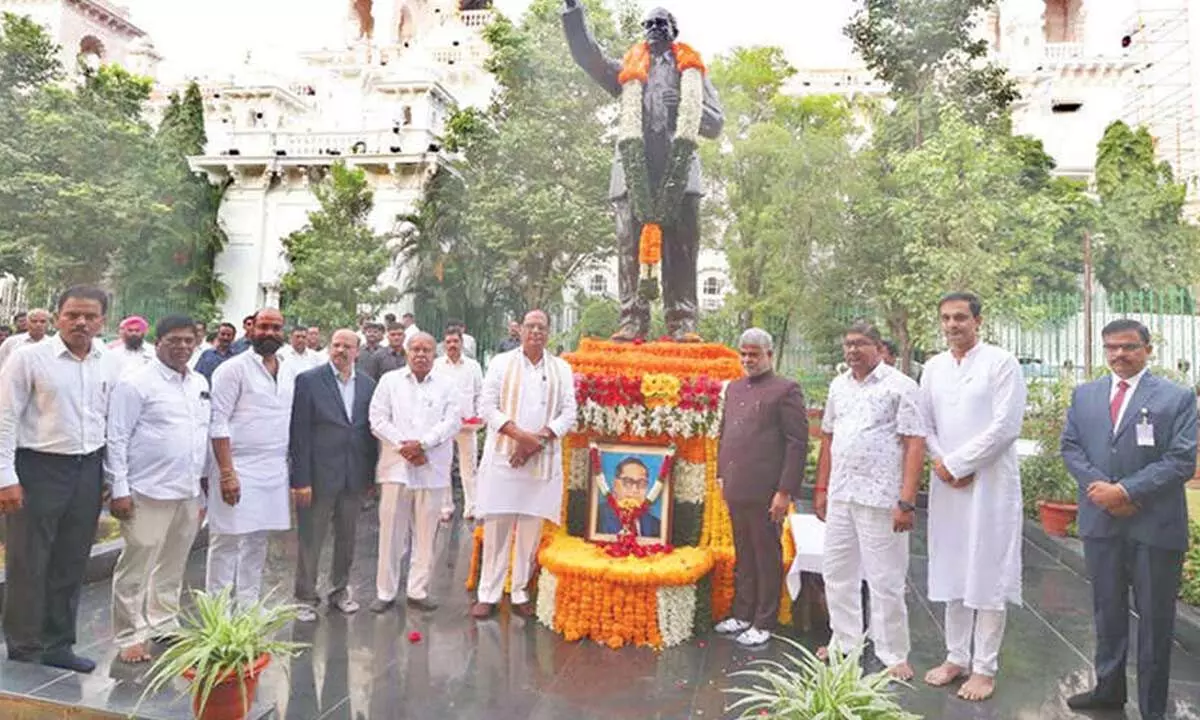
7, 651, 39, 665
369, 598, 395, 614
1066, 690, 1126, 711
42, 652, 96, 674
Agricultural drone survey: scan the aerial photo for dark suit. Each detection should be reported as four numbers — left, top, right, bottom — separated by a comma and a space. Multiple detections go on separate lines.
289, 364, 378, 605
597, 502, 661, 538
717, 372, 808, 629
1061, 372, 1197, 720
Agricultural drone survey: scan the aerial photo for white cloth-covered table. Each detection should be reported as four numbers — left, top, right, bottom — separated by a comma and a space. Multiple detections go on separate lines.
786, 513, 828, 600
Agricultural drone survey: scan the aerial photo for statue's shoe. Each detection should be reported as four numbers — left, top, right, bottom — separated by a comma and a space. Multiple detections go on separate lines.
671, 331, 704, 344
610, 327, 643, 343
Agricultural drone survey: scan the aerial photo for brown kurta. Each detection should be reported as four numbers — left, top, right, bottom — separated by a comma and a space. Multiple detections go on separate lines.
717, 371, 808, 630
718, 372, 808, 505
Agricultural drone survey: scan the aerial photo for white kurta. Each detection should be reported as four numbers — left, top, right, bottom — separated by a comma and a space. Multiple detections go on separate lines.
920, 342, 1025, 611
207, 351, 294, 535
476, 349, 577, 522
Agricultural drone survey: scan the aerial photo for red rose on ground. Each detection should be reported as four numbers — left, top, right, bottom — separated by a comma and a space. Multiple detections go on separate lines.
408, 631, 422, 643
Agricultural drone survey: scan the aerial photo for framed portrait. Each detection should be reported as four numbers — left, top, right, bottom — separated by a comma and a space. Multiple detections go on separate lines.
586, 442, 674, 546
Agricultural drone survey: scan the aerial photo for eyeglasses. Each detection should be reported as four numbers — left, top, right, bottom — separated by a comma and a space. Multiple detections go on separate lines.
1103, 343, 1145, 353
616, 475, 649, 490
642, 17, 671, 30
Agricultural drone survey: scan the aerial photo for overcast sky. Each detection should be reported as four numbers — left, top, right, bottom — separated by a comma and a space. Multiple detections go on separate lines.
121, 0, 861, 83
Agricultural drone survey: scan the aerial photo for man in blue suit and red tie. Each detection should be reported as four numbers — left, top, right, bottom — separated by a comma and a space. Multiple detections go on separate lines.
1061, 319, 1197, 720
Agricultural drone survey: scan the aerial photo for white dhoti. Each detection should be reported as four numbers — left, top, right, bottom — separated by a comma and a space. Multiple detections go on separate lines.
111, 494, 202, 648
823, 500, 910, 666
477, 514, 544, 605
376, 484, 441, 602
455, 430, 479, 516
205, 530, 271, 609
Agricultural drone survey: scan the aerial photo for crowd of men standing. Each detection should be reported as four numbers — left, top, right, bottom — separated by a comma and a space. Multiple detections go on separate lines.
0, 287, 554, 672
0, 287, 1191, 720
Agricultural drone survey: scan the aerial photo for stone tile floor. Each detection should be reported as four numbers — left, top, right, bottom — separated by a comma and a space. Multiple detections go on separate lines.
0, 508, 1197, 719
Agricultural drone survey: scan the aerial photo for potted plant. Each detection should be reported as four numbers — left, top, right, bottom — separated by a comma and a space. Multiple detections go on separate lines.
724, 635, 919, 719
138, 589, 308, 720
1021, 378, 1079, 537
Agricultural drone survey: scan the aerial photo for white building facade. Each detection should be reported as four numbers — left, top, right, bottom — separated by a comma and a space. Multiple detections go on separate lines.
0, 0, 160, 77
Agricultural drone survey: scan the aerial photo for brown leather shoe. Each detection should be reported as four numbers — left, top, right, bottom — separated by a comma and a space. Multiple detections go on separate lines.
511, 601, 536, 618
470, 602, 496, 619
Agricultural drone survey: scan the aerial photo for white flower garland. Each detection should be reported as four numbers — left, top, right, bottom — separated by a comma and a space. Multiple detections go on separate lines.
536, 569, 558, 629
575, 400, 721, 439
656, 584, 698, 648
673, 461, 706, 504
568, 448, 591, 491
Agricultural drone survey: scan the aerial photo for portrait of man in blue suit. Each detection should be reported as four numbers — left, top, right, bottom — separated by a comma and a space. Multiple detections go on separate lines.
596, 456, 662, 538
1060, 319, 1198, 720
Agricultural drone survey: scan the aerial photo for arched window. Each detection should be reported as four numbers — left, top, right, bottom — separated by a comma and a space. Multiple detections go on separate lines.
588, 274, 608, 296
703, 277, 723, 296
78, 35, 106, 69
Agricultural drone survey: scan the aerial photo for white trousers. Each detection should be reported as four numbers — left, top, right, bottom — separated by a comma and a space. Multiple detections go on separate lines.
478, 514, 542, 605
205, 530, 271, 610
111, 494, 202, 648
377, 484, 441, 602
823, 500, 911, 666
945, 600, 1007, 676
454, 430, 478, 516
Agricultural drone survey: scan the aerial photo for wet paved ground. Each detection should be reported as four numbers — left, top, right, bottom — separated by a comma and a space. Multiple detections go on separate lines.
0, 507, 1197, 719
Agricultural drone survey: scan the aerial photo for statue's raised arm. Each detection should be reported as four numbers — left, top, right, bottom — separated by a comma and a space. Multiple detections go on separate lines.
561, 0, 623, 97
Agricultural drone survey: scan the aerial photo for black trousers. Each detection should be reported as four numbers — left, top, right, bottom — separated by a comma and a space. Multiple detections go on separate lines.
613, 195, 701, 335
729, 501, 783, 630
1084, 535, 1184, 720
3, 449, 104, 659
294, 485, 363, 605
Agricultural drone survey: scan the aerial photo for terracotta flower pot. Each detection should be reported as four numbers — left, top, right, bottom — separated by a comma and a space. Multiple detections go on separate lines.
1037, 500, 1078, 537
183, 654, 271, 720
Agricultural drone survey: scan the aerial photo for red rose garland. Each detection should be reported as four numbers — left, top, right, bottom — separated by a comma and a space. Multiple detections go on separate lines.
593, 449, 675, 558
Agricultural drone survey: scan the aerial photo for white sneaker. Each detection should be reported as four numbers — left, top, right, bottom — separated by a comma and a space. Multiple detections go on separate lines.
296, 606, 318, 623
735, 627, 771, 647
715, 618, 751, 635
331, 596, 359, 614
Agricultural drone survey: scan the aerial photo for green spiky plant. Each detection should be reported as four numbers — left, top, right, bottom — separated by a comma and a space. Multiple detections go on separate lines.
136, 588, 308, 718
725, 636, 920, 720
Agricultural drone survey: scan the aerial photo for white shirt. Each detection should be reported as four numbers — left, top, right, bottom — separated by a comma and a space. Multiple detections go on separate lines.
403, 324, 420, 346
105, 359, 210, 500
329, 363, 356, 419
187, 346, 206, 370
0, 332, 46, 372
476, 349, 578, 522
822, 362, 925, 509
207, 350, 295, 534
111, 343, 156, 379
1109, 367, 1149, 432
0, 335, 119, 487
369, 367, 459, 488
920, 342, 1026, 610
279, 345, 322, 374
434, 354, 483, 422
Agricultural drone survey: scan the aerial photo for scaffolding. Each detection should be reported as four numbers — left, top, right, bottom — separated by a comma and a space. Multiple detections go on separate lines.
1121, 0, 1199, 210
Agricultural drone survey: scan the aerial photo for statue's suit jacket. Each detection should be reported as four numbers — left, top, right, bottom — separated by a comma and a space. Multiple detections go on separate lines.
562, 5, 724, 201
1061, 372, 1197, 551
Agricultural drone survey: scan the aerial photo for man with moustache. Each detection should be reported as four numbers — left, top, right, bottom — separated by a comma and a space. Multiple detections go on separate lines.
306, 326, 329, 365
0, 286, 117, 672
206, 308, 295, 609
369, 332, 458, 613
433, 328, 483, 519
1061, 319, 1197, 720
0, 308, 51, 371
714, 328, 807, 647
12, 311, 27, 335
107, 315, 209, 664
195, 323, 238, 381
280, 326, 323, 374
920, 292, 1026, 702
472, 311, 577, 620
110, 316, 156, 379
230, 315, 255, 355
290, 330, 378, 622
814, 322, 924, 680
364, 322, 407, 382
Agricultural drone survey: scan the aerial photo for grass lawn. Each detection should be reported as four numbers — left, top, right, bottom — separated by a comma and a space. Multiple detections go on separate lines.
1189, 487, 1199, 523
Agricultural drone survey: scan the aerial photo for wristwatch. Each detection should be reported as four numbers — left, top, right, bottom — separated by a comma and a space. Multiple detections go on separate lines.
897, 500, 916, 513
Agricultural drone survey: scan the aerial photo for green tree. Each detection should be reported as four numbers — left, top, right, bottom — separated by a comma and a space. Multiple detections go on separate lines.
113, 82, 228, 321
700, 47, 859, 366
1092, 121, 1200, 292
406, 0, 621, 320
280, 162, 397, 329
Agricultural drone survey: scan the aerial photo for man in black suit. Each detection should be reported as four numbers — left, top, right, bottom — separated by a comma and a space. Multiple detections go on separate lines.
289, 329, 378, 622
1061, 319, 1198, 720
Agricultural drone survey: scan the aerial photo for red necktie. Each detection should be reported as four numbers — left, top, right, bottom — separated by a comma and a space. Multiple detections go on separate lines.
1110, 380, 1129, 425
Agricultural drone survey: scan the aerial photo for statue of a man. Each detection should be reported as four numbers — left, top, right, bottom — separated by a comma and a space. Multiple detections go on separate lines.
562, 0, 724, 342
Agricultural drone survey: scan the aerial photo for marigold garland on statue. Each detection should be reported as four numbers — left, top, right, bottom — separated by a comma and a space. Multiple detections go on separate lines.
617, 42, 706, 302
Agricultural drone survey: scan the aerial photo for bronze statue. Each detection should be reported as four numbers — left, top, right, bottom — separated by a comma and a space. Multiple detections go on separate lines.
350, 0, 374, 40
562, 1, 723, 342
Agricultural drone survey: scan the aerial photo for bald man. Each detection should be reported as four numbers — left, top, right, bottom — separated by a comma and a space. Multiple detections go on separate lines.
289, 330, 378, 621
0, 309, 51, 371
206, 308, 296, 609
